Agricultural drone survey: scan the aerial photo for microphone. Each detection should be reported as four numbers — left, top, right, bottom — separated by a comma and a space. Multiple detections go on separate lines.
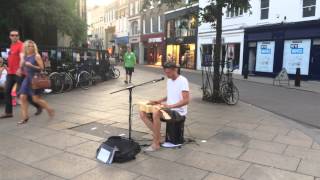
152, 77, 165, 83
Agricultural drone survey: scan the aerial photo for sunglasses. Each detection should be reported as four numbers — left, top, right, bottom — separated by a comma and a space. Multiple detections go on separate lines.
10, 34, 19, 37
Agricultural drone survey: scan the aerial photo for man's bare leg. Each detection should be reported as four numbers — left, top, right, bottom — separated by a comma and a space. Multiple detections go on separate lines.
139, 111, 154, 132
151, 110, 161, 149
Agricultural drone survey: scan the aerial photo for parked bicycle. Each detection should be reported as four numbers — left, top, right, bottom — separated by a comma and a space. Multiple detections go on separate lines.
219, 60, 239, 105
49, 63, 91, 93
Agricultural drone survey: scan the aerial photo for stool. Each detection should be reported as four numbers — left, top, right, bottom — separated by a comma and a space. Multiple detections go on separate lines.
161, 117, 185, 145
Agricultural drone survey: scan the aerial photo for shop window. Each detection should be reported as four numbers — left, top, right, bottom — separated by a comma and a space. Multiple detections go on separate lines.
260, 0, 269, 20
303, 0, 316, 17
201, 44, 213, 66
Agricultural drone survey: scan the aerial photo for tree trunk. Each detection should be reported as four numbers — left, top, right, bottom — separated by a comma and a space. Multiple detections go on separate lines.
212, 5, 223, 102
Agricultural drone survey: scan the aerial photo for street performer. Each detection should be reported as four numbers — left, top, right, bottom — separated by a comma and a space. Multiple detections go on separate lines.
139, 61, 190, 152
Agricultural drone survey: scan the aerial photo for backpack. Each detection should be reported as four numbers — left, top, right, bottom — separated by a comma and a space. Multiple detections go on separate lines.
99, 136, 141, 163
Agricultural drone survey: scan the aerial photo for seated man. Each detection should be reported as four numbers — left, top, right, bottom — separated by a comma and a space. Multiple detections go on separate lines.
140, 61, 190, 152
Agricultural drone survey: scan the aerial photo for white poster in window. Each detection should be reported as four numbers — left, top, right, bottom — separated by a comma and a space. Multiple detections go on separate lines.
283, 39, 311, 75
255, 41, 275, 72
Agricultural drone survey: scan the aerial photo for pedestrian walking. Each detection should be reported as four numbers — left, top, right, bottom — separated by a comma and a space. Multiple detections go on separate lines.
0, 30, 41, 119
123, 47, 136, 84
17, 40, 54, 124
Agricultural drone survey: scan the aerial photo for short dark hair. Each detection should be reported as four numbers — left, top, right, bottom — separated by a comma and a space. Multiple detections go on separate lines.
163, 61, 179, 69
9, 29, 19, 34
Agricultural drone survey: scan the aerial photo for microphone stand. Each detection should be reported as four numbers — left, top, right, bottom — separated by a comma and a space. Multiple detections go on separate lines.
110, 78, 164, 140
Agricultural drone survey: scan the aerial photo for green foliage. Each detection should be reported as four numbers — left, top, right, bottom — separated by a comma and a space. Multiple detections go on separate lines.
0, 0, 87, 46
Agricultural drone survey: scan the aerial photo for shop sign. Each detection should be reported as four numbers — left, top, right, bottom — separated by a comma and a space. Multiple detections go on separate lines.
129, 38, 139, 44
283, 39, 311, 75
148, 37, 162, 43
255, 41, 275, 73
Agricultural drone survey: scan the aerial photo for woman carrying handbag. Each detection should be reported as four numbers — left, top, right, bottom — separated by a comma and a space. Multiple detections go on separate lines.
18, 40, 54, 124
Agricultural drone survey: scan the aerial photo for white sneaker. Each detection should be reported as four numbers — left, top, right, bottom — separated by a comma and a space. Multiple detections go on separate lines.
161, 142, 182, 148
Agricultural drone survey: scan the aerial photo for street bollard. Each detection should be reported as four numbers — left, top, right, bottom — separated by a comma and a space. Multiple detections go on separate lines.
295, 68, 301, 87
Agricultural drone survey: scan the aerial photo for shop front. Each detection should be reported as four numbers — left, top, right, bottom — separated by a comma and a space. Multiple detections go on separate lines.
164, 5, 198, 69
141, 33, 164, 66
243, 20, 320, 79
115, 36, 129, 59
129, 37, 140, 63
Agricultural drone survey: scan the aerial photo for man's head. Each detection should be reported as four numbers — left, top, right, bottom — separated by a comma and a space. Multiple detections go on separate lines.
9, 29, 20, 43
127, 47, 131, 53
163, 61, 179, 79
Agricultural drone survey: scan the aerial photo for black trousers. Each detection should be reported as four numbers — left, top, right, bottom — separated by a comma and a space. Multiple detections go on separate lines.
4, 74, 40, 114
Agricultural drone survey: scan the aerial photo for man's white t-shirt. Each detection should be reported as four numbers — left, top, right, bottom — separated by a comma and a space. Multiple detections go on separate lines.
166, 75, 189, 116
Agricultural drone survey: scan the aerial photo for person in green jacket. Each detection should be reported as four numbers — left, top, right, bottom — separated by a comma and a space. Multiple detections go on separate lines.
124, 47, 136, 84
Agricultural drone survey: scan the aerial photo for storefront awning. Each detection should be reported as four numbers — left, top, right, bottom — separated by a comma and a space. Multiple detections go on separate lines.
115, 36, 129, 45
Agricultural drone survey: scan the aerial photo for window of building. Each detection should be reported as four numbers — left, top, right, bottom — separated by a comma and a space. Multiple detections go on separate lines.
226, 7, 247, 17
158, 16, 162, 32
130, 3, 134, 16
131, 21, 139, 35
303, 0, 316, 17
150, 17, 153, 33
135, 1, 139, 14
152, 16, 158, 33
261, 0, 269, 19
167, 20, 175, 38
143, 19, 146, 34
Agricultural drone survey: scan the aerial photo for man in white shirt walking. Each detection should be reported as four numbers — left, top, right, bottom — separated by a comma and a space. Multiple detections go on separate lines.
139, 61, 190, 152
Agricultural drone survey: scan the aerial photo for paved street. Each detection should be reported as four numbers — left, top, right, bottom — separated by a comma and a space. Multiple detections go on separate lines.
0, 66, 320, 180
141, 65, 320, 129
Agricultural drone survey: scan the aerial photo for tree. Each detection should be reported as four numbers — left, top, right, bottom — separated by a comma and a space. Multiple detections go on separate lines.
0, 0, 87, 46
143, 0, 250, 102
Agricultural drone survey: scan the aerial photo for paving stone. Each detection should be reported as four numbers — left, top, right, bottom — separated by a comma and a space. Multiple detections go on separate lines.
208, 130, 251, 147
186, 123, 222, 139
135, 176, 157, 180
33, 132, 88, 150
312, 142, 320, 150
177, 151, 250, 178
129, 158, 208, 180
0, 139, 62, 164
188, 140, 246, 158
33, 152, 97, 179
73, 132, 104, 142
146, 146, 193, 161
203, 173, 239, 180
66, 141, 100, 159
273, 135, 313, 148
248, 139, 287, 154
222, 127, 276, 141
287, 130, 312, 140
255, 125, 290, 135
7, 126, 58, 140
284, 145, 320, 162
43, 175, 66, 180
48, 121, 80, 130
242, 165, 313, 180
298, 160, 320, 177
0, 158, 48, 180
73, 165, 139, 180
239, 149, 300, 171
226, 122, 259, 130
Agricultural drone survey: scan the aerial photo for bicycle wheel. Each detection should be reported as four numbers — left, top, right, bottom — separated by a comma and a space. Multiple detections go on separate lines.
112, 68, 120, 79
49, 72, 64, 93
221, 82, 239, 105
63, 73, 74, 92
78, 71, 91, 90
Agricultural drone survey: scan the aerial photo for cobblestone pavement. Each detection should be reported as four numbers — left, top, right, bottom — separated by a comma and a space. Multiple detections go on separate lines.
0, 66, 320, 180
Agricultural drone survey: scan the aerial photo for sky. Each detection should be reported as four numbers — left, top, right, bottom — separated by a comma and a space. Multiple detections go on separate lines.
87, 0, 112, 8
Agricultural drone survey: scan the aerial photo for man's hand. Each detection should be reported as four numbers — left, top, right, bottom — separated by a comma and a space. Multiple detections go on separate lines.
148, 100, 159, 105
16, 68, 22, 76
160, 103, 171, 109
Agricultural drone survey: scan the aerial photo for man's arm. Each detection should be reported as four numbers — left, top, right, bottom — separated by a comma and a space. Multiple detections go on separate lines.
164, 91, 189, 109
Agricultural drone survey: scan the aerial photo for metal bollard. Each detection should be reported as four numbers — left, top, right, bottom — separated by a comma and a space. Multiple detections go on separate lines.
295, 68, 301, 87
